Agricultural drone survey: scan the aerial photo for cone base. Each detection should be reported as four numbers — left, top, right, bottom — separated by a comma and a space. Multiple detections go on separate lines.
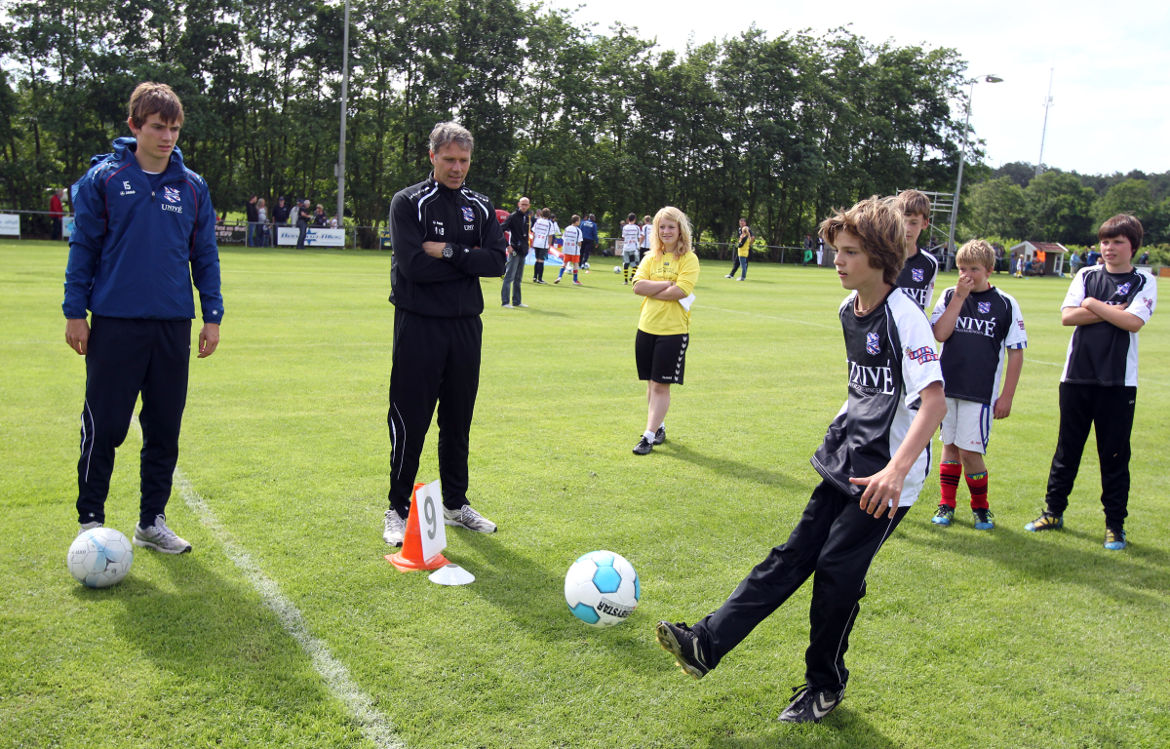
385, 552, 450, 572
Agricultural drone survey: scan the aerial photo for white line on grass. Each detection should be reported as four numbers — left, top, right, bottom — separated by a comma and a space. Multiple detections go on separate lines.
172, 470, 405, 749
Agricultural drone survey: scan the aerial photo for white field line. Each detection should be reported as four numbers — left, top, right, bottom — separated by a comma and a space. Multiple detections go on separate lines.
170, 467, 404, 749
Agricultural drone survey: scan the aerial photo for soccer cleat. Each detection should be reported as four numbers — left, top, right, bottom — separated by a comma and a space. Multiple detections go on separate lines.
443, 504, 497, 534
1025, 510, 1063, 532
383, 508, 406, 546
633, 437, 653, 455
78, 521, 103, 535
655, 621, 710, 679
573, 280, 583, 286
724, 274, 733, 279
653, 426, 666, 445
553, 277, 561, 284
778, 684, 844, 724
931, 505, 954, 526
133, 514, 192, 554
1104, 527, 1127, 550
972, 508, 995, 530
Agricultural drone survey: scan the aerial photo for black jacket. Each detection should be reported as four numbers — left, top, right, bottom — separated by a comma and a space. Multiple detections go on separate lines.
388, 175, 507, 317
503, 209, 532, 251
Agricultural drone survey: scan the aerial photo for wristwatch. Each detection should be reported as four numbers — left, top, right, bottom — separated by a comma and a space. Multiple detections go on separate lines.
441, 243, 456, 259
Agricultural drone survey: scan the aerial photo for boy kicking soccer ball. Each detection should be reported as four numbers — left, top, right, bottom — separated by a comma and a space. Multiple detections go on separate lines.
656, 196, 945, 723
928, 240, 1026, 530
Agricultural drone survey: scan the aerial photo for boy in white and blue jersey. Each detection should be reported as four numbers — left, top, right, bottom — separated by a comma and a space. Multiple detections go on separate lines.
621, 213, 641, 284
555, 214, 584, 285
655, 196, 945, 724
928, 240, 1026, 530
1028, 215, 1157, 550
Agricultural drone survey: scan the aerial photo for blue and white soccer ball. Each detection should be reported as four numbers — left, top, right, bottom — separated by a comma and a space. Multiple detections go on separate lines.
613, 265, 622, 274
67, 527, 133, 588
564, 550, 640, 627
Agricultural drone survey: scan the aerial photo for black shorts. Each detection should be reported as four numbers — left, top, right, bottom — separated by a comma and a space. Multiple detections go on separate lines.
636, 329, 688, 384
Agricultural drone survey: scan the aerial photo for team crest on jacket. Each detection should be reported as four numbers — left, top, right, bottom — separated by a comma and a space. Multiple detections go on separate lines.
911, 268, 924, 282
865, 331, 881, 355
461, 206, 474, 222
978, 301, 991, 314
163, 186, 182, 204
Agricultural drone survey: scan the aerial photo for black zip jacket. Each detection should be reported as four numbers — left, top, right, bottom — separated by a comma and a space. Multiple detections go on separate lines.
388, 175, 507, 317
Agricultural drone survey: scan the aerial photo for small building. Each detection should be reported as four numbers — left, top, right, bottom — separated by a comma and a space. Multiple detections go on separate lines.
1009, 241, 1070, 276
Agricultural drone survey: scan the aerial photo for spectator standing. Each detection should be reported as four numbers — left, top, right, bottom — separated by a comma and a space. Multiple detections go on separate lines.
50, 188, 66, 240
271, 197, 290, 245
501, 197, 532, 308
296, 199, 311, 249
245, 195, 259, 246
256, 198, 269, 247
580, 213, 598, 270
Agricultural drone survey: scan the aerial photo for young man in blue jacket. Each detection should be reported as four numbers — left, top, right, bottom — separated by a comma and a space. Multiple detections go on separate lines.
63, 82, 224, 554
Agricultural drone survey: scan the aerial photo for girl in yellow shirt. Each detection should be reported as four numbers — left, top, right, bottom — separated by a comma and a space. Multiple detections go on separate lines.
631, 206, 700, 455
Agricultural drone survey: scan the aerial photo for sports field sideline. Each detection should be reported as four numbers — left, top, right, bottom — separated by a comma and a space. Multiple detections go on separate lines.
2, 240, 1168, 748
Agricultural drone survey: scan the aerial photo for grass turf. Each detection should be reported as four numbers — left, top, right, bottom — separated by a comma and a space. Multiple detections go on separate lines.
2, 240, 1169, 748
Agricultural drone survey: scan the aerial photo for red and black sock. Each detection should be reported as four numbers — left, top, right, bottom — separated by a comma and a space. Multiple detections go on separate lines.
966, 471, 989, 510
939, 460, 961, 508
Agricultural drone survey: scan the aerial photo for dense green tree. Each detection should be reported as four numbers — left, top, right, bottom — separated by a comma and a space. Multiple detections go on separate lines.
1024, 170, 1095, 244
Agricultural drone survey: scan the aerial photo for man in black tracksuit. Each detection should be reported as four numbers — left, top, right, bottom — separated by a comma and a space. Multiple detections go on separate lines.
382, 121, 507, 546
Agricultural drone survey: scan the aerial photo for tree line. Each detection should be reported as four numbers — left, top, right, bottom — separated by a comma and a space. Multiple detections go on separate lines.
2, 0, 1163, 252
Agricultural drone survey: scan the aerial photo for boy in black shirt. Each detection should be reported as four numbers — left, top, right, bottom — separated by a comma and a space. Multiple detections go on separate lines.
1028, 215, 1157, 550
655, 196, 945, 723
894, 189, 939, 311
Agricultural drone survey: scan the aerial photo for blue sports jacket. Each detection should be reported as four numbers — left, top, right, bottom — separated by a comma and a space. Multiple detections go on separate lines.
63, 137, 224, 324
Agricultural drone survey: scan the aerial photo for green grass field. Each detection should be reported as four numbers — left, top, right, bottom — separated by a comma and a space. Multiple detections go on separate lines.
2, 240, 1168, 748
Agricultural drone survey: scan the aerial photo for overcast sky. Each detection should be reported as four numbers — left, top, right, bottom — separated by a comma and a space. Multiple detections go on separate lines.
547, 0, 1170, 176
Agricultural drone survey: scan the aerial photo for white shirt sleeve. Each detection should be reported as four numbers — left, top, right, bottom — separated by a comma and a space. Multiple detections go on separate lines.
1061, 267, 1088, 310
893, 296, 944, 407
1004, 293, 1028, 349
1127, 270, 1158, 324
928, 288, 952, 326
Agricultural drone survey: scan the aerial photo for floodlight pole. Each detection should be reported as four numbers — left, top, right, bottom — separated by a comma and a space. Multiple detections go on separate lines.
947, 75, 1003, 264
336, 0, 351, 237
1036, 68, 1054, 177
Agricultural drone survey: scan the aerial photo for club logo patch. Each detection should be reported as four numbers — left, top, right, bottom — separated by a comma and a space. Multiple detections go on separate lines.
865, 332, 880, 355
912, 268, 924, 283
461, 206, 474, 222
163, 186, 182, 204
978, 301, 991, 314
1116, 282, 1131, 296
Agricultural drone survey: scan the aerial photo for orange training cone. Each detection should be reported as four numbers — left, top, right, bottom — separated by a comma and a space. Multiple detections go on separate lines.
386, 482, 450, 572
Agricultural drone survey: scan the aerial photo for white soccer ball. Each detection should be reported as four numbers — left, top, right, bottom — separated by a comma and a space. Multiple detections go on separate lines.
68, 527, 133, 588
613, 265, 621, 273
564, 550, 640, 627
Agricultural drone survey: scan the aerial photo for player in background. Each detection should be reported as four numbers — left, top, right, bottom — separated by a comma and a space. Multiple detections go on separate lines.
630, 206, 699, 456
531, 208, 552, 284
555, 215, 585, 285
928, 240, 1026, 530
639, 214, 652, 262
894, 189, 939, 310
655, 196, 945, 724
621, 212, 641, 285
580, 213, 598, 270
63, 82, 223, 553
1027, 214, 1156, 550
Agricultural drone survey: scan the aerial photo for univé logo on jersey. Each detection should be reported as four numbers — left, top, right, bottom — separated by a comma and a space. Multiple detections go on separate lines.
849, 360, 895, 395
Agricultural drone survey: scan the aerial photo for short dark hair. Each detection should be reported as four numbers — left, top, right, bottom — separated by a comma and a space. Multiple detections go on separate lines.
819, 196, 906, 285
129, 82, 184, 128
1098, 214, 1143, 252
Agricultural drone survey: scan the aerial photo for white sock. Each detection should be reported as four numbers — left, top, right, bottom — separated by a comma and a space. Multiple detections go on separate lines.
643, 430, 656, 442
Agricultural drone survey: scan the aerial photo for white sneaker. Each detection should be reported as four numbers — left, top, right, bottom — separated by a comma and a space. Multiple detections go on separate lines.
78, 521, 103, 536
502, 303, 513, 308
133, 514, 192, 554
383, 509, 406, 546
443, 504, 497, 534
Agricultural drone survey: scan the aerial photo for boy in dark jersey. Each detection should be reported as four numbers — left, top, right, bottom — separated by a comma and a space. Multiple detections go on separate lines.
1027, 215, 1156, 550
894, 189, 939, 310
655, 196, 945, 724
928, 240, 1027, 530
